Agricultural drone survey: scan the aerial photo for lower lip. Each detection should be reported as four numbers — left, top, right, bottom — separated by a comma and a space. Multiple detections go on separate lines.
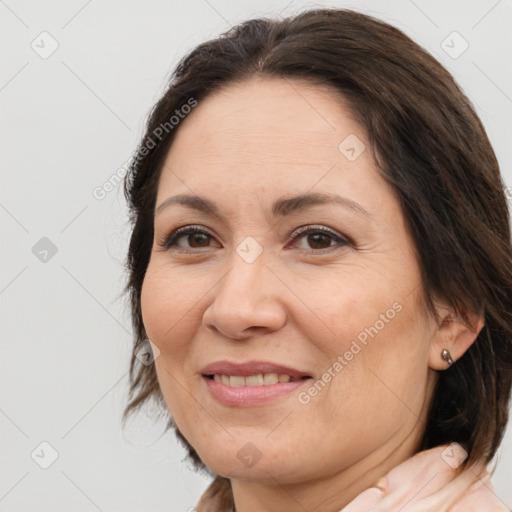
202, 375, 311, 406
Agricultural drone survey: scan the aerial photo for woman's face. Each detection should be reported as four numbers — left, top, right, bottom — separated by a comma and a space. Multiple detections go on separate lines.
141, 77, 440, 486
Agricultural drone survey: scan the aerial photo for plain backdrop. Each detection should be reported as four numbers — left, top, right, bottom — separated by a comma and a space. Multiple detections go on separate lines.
1, 0, 511, 510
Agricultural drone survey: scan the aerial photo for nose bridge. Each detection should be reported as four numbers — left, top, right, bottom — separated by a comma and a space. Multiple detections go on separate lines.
204, 242, 286, 338
220, 241, 270, 304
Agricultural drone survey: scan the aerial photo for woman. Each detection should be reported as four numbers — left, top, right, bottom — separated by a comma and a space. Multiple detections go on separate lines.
122, 8, 512, 511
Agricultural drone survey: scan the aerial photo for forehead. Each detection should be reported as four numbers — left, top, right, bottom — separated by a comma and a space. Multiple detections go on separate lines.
156, 77, 384, 208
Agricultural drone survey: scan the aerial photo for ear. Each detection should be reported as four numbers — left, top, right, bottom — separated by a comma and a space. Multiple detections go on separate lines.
428, 304, 485, 370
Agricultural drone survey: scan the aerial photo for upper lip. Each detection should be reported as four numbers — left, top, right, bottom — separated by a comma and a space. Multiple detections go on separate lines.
201, 360, 312, 379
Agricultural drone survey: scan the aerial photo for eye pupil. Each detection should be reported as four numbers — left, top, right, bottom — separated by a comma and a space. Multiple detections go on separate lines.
308, 233, 331, 249
189, 233, 209, 247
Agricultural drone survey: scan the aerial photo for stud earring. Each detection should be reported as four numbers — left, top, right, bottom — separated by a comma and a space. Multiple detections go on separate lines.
441, 348, 454, 367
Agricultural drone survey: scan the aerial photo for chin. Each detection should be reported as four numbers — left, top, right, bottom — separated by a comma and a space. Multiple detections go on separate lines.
194, 437, 309, 485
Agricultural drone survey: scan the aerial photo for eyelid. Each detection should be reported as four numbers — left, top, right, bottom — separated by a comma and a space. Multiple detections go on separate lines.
290, 224, 349, 242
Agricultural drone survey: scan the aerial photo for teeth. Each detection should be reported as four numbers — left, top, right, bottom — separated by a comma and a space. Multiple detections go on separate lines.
212, 373, 294, 387
229, 376, 245, 387
246, 374, 264, 386
263, 373, 279, 385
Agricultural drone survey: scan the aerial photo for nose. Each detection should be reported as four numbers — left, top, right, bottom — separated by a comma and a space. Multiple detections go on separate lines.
203, 252, 287, 341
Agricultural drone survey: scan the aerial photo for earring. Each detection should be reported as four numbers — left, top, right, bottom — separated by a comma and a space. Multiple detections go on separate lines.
441, 349, 454, 367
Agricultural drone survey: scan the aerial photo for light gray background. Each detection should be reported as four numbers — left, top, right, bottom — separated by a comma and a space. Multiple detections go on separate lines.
1, 0, 511, 510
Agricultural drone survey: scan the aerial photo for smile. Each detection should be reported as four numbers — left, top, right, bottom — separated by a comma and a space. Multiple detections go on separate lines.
209, 373, 305, 386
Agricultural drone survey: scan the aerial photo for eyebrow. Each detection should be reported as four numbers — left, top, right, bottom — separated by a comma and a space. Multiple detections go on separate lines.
155, 192, 370, 221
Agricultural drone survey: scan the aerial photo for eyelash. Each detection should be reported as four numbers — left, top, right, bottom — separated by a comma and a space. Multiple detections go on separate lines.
158, 224, 351, 255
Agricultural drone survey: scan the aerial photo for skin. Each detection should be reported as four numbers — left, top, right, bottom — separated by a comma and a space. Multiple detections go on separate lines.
140, 76, 483, 512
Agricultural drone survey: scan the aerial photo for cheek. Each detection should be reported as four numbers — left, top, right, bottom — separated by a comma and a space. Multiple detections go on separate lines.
303, 271, 430, 406
140, 267, 207, 425
301, 271, 404, 354
140, 265, 201, 360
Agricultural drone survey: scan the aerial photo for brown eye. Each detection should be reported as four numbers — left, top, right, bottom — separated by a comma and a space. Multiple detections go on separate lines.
161, 225, 217, 251
160, 224, 350, 254
291, 225, 350, 254
305, 232, 332, 250
186, 232, 211, 248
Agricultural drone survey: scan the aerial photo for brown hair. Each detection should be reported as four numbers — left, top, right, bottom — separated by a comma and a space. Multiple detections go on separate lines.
122, 7, 512, 474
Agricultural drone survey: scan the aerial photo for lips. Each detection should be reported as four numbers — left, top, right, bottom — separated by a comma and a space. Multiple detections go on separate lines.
201, 361, 311, 408
201, 360, 313, 406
